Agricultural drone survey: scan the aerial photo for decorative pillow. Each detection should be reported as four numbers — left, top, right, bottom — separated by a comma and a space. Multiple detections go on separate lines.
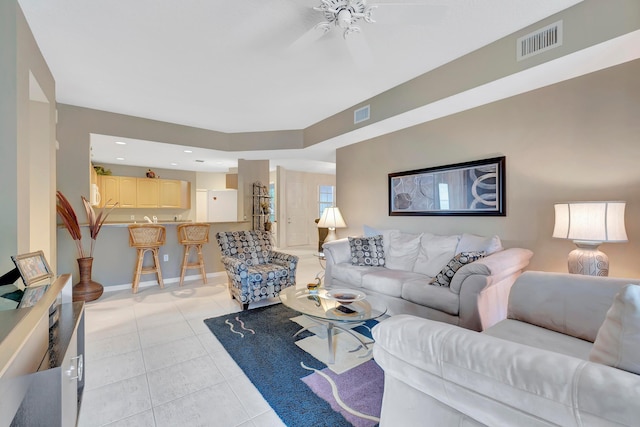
363, 225, 398, 256
413, 234, 460, 277
589, 284, 640, 375
348, 235, 385, 267
385, 231, 423, 271
456, 233, 503, 255
430, 251, 485, 287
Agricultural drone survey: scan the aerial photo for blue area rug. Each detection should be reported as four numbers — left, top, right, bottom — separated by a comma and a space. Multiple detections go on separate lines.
203, 303, 382, 427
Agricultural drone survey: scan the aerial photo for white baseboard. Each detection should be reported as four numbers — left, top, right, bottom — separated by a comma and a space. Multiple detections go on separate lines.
102, 271, 227, 293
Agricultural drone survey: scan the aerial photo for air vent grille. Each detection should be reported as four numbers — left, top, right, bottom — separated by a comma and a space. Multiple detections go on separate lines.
517, 21, 562, 61
354, 105, 370, 124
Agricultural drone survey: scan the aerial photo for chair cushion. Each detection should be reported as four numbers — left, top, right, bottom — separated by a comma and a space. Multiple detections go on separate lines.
247, 263, 290, 283
589, 284, 640, 374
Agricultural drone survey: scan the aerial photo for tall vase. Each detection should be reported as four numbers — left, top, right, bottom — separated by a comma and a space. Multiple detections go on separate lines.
73, 257, 104, 302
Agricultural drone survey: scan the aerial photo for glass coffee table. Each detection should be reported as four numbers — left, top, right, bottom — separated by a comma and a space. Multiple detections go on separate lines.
280, 286, 387, 364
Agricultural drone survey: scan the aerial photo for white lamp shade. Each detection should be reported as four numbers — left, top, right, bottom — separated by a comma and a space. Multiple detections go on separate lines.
553, 201, 628, 243
317, 207, 347, 229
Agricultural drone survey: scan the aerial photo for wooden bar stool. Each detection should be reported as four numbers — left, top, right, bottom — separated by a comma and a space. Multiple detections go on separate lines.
128, 224, 166, 293
177, 223, 210, 286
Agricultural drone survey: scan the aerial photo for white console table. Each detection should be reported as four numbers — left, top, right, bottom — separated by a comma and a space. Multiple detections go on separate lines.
0, 274, 85, 427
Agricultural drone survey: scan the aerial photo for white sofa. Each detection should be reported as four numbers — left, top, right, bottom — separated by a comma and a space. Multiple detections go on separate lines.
372, 271, 640, 427
322, 230, 533, 331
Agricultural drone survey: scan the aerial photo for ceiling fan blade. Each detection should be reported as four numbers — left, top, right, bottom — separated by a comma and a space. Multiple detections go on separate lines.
345, 33, 374, 70
286, 25, 330, 54
371, 4, 447, 26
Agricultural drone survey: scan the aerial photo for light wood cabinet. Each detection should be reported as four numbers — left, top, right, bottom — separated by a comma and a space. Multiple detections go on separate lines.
159, 179, 190, 208
96, 175, 190, 209
119, 177, 137, 208
136, 178, 160, 208
98, 175, 119, 208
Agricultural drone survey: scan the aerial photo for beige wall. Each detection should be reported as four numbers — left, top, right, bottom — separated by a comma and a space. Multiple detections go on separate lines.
0, 2, 56, 274
336, 59, 640, 278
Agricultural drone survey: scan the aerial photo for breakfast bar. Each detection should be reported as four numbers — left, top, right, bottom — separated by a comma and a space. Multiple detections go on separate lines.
56, 221, 251, 291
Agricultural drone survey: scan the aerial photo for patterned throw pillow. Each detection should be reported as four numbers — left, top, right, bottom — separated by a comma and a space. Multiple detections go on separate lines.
430, 251, 485, 287
349, 235, 385, 267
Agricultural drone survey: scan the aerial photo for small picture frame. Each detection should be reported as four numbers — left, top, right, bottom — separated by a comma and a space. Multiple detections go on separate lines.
11, 250, 53, 287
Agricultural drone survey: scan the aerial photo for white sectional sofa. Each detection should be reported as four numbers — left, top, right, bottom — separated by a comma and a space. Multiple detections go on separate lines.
322, 229, 533, 331
372, 271, 640, 427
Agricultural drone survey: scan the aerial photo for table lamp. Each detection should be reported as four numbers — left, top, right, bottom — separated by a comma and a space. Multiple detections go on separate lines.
552, 201, 627, 276
317, 206, 347, 243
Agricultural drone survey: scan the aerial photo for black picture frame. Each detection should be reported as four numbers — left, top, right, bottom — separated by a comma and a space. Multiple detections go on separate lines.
389, 156, 506, 216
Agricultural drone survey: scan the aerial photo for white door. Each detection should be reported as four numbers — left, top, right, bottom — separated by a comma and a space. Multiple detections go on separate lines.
286, 171, 308, 247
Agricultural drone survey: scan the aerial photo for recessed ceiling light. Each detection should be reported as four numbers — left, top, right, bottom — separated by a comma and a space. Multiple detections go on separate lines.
183, 150, 193, 153
115, 141, 126, 145
116, 157, 125, 160
170, 162, 178, 166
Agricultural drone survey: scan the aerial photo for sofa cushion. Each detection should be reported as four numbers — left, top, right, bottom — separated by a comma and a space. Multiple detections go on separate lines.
348, 235, 385, 267
484, 319, 593, 360
413, 234, 460, 277
402, 278, 459, 315
363, 225, 398, 256
385, 231, 423, 271
456, 233, 503, 255
361, 269, 426, 298
589, 284, 640, 375
430, 251, 485, 287
329, 263, 376, 288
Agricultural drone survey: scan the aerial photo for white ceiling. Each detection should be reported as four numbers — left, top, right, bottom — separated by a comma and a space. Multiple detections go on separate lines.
19, 0, 588, 173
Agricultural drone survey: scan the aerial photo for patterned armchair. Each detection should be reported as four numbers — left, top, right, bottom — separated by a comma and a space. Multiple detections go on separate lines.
216, 231, 298, 310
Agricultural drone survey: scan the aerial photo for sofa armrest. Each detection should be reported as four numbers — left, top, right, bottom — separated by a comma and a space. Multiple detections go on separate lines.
448, 248, 533, 331
270, 251, 299, 268
372, 315, 640, 427
322, 238, 351, 265
450, 248, 533, 294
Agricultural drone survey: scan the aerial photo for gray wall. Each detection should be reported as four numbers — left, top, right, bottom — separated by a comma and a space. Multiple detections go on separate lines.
335, 59, 640, 278
0, 2, 57, 274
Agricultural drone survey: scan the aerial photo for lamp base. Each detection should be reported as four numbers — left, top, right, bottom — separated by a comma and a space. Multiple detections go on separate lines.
323, 228, 338, 244
567, 243, 609, 276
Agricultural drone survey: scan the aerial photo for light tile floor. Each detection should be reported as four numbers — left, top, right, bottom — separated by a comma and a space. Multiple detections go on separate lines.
78, 245, 324, 427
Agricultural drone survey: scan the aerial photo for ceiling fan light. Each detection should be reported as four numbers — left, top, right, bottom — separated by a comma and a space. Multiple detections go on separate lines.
337, 9, 352, 28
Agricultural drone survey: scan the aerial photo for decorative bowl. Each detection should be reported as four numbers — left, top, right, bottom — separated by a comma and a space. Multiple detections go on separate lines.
325, 289, 366, 305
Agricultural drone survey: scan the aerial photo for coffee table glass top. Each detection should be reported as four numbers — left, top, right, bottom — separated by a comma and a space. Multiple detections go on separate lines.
280, 287, 386, 323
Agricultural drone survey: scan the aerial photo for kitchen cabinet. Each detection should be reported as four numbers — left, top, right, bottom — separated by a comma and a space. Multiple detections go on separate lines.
96, 175, 190, 209
136, 178, 160, 208
119, 177, 137, 208
159, 179, 190, 208
98, 175, 119, 208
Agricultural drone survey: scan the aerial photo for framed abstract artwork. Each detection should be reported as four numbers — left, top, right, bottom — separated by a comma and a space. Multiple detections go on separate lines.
389, 156, 506, 216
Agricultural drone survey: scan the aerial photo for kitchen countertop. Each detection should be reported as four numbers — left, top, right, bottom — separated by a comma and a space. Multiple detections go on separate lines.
70, 220, 250, 228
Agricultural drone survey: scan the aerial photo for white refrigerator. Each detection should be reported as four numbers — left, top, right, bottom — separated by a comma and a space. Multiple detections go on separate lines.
197, 189, 238, 222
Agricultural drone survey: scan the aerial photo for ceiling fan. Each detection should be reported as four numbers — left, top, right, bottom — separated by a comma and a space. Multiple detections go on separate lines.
313, 0, 378, 38
287, 0, 447, 67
